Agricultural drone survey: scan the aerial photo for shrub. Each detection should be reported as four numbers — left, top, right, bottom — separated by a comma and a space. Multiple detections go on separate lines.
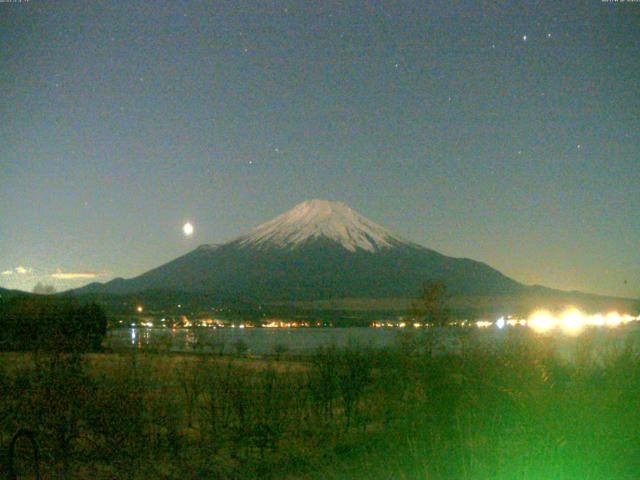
0, 297, 107, 352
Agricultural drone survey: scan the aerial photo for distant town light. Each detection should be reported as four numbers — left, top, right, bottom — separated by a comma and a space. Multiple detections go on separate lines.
559, 308, 584, 334
606, 312, 622, 327
528, 310, 555, 333
136, 305, 143, 313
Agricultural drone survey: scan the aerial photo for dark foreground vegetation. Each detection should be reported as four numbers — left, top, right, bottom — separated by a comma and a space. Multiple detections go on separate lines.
1, 327, 640, 479
0, 297, 107, 352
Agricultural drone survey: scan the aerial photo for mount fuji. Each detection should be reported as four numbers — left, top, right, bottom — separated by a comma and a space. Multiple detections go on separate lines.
74, 199, 525, 302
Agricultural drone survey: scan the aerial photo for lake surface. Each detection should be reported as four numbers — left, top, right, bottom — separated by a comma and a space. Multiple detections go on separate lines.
109, 327, 407, 354
107, 324, 640, 360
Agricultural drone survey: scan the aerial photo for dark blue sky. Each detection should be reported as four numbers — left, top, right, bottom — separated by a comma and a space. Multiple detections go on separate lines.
1, 0, 638, 298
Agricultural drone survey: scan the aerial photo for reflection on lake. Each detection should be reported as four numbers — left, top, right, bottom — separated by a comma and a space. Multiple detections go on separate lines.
110, 327, 405, 355
107, 323, 640, 360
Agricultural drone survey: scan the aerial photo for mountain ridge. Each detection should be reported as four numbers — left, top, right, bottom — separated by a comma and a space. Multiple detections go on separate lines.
69, 199, 522, 300
67, 200, 635, 314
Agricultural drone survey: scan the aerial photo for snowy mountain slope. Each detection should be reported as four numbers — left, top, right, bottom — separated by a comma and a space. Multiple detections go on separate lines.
236, 199, 407, 252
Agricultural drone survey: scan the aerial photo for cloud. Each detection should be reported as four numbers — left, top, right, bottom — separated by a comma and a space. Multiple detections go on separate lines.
1, 270, 13, 276
13, 266, 32, 275
50, 269, 102, 280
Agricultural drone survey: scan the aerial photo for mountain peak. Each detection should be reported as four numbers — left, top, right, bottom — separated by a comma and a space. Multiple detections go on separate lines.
236, 199, 406, 252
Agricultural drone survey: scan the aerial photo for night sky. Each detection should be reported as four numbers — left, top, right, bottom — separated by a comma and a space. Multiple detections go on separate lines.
1, 1, 638, 298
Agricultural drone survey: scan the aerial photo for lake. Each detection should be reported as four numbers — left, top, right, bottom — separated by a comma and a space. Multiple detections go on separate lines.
107, 323, 640, 360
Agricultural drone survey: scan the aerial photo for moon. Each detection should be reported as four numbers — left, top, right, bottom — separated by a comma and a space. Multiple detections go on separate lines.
183, 222, 194, 237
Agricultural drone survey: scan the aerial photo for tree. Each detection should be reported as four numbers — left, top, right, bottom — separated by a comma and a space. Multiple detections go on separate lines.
32, 282, 56, 295
0, 297, 107, 351
410, 281, 450, 327
76, 302, 108, 351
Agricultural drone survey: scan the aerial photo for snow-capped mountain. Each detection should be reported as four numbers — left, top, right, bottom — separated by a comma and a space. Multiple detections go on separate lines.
236, 199, 405, 252
73, 200, 524, 300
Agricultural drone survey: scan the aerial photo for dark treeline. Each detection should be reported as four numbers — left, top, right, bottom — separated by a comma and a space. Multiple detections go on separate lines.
0, 297, 107, 351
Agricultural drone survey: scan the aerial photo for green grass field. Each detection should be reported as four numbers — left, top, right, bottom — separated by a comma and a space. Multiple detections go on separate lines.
1, 328, 640, 479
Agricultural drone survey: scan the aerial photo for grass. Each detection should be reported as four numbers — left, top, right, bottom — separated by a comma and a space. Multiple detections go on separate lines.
1, 327, 640, 479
